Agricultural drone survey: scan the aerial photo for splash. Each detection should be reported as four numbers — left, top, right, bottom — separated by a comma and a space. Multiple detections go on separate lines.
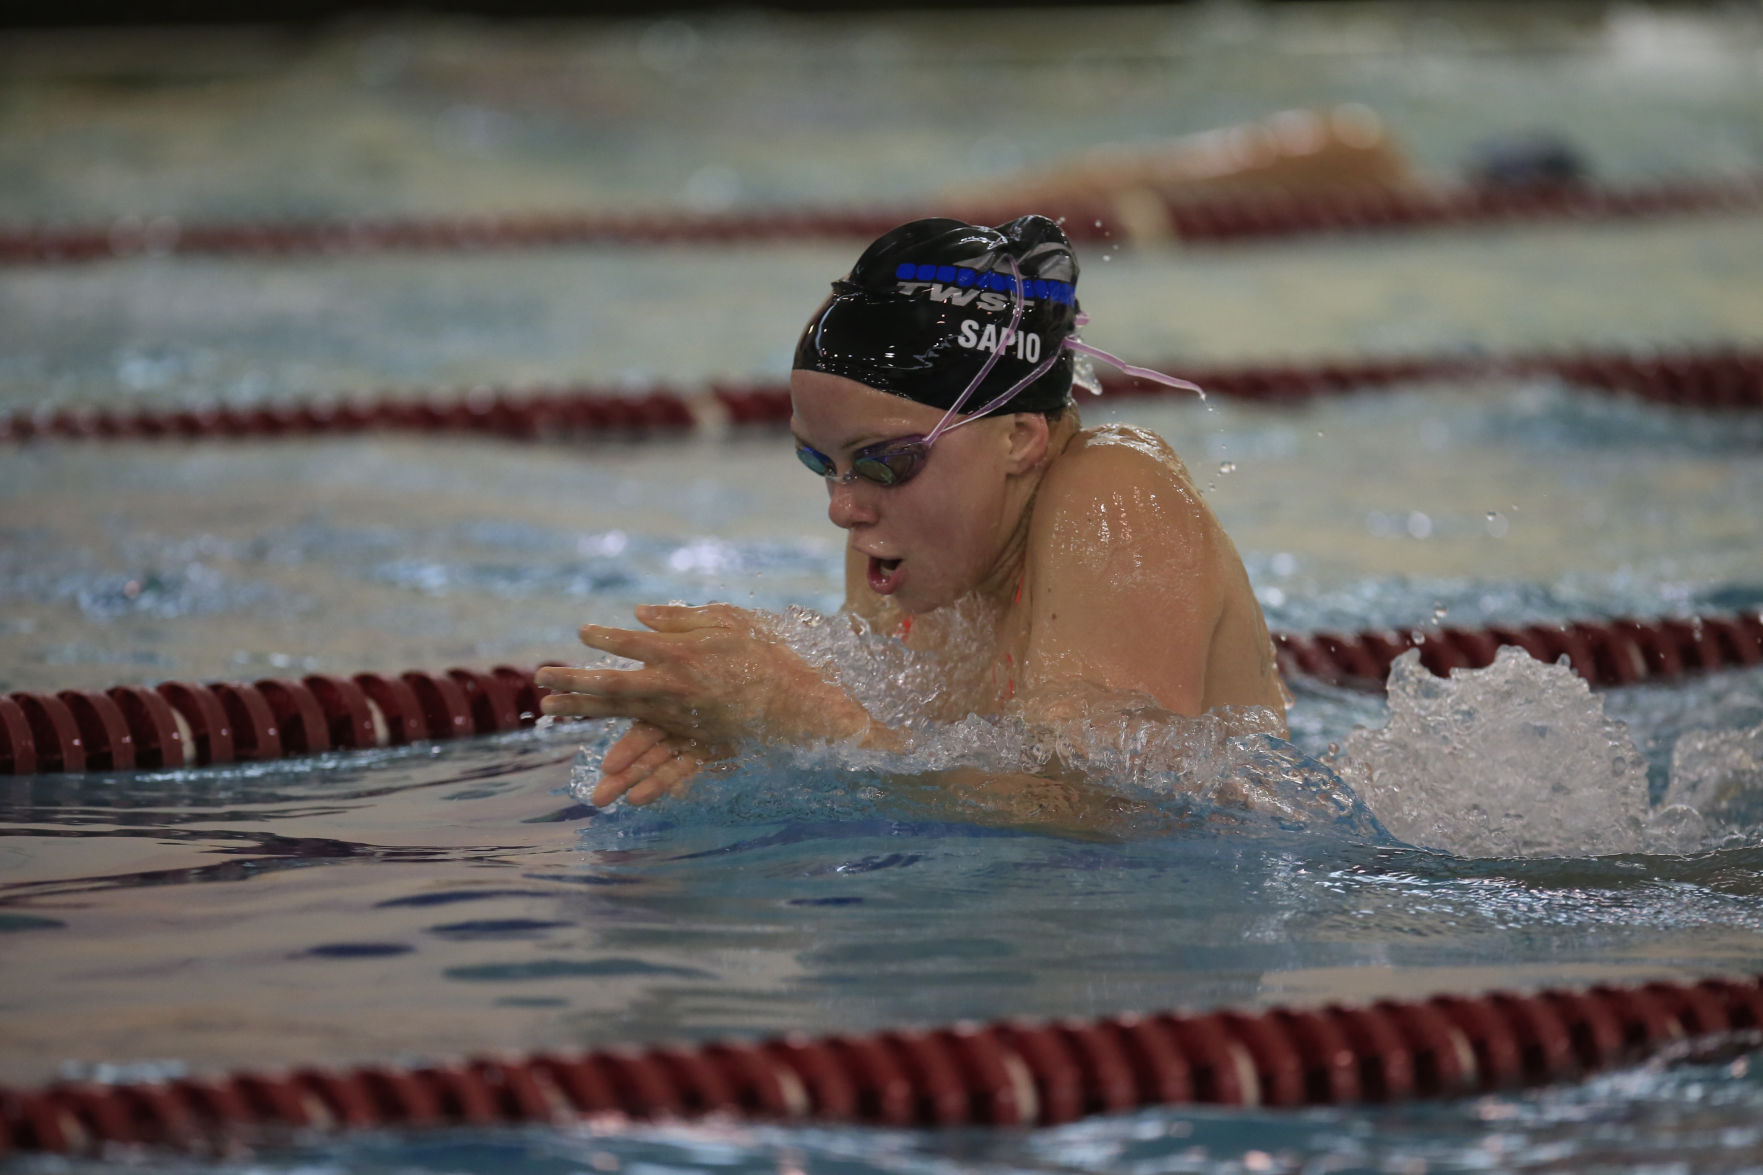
1331, 646, 1745, 858
569, 604, 1384, 841
767, 601, 997, 730
1661, 722, 1763, 845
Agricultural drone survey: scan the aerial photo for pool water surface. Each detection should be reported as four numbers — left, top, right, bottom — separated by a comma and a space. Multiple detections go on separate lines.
4, 4, 1763, 1172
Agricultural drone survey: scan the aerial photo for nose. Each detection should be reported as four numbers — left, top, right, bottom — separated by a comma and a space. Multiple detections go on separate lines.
826, 478, 877, 530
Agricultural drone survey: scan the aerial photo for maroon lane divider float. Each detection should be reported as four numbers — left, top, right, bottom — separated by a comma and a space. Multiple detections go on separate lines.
1273, 611, 1763, 692
0, 385, 698, 446
4, 345, 1760, 448
2, 975, 1760, 1154
0, 666, 553, 777
3, 175, 1760, 266
714, 345, 1763, 424
2, 613, 1759, 777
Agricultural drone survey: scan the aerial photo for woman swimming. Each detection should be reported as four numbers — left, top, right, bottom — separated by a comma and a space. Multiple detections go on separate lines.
538, 215, 1288, 811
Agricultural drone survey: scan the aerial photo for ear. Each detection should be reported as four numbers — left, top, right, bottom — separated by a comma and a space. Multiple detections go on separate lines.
1002, 413, 1052, 474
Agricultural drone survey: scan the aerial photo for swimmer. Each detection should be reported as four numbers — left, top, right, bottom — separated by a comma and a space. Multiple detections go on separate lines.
944, 106, 1413, 245
538, 215, 1288, 815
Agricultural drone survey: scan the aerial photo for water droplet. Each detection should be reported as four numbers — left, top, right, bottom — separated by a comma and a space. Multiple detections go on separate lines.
1315, 430, 1325, 438
1218, 461, 1236, 475
1433, 604, 1449, 622
1093, 219, 1103, 228
1327, 742, 1340, 756
1101, 253, 1112, 261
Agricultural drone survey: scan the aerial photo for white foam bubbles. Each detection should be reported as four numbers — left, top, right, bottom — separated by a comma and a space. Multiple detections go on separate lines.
1333, 646, 1713, 858
1662, 722, 1763, 844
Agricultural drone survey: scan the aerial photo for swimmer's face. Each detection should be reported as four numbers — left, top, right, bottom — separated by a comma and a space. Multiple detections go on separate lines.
789, 370, 1033, 613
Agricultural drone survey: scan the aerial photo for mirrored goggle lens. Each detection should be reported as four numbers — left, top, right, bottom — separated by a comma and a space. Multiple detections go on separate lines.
852, 444, 928, 486
795, 445, 837, 477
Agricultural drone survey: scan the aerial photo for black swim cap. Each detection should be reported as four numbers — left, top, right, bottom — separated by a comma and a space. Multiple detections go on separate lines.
792, 214, 1080, 416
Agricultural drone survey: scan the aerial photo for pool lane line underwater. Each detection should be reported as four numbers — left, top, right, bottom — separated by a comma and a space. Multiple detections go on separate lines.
3, 974, 1761, 1154
5, 344, 1760, 448
2, 612, 1758, 776
2, 173, 1759, 266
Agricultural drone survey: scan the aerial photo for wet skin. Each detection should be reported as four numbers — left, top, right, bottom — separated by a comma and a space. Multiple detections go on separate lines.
537, 370, 1288, 808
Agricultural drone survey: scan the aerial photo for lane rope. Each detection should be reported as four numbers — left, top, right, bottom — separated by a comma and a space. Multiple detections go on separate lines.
2, 630, 1758, 1150
2, 975, 1759, 1153
2, 612, 1758, 777
3, 175, 1759, 266
5, 344, 1759, 449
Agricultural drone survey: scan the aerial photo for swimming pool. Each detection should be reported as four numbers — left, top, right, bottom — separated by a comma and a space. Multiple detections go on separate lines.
4, 4, 1763, 1171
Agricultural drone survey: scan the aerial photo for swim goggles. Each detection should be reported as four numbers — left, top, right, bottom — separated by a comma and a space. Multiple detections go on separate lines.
795, 257, 1203, 488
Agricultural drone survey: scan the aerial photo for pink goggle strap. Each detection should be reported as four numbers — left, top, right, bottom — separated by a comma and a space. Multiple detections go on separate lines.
929, 343, 1068, 439
925, 261, 1208, 444
1063, 338, 1206, 400
923, 256, 1029, 444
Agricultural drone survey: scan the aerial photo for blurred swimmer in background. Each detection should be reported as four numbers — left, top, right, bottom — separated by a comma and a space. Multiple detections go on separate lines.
539, 215, 1288, 813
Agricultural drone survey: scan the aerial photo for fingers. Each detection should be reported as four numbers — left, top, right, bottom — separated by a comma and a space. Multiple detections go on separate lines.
535, 663, 627, 691
603, 721, 668, 777
606, 726, 687, 790
535, 666, 653, 697
591, 738, 676, 806
625, 751, 703, 806
591, 733, 670, 807
594, 733, 705, 807
575, 623, 669, 661
634, 602, 739, 633
539, 691, 650, 720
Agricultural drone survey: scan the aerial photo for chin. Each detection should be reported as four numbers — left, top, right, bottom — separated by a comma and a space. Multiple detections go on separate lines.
894, 580, 959, 615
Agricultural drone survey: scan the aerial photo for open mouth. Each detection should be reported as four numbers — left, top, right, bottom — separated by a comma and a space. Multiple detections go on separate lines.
867, 555, 905, 595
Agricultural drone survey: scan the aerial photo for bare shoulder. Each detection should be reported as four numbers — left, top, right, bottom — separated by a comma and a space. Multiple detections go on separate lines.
1031, 423, 1215, 561
1019, 424, 1251, 718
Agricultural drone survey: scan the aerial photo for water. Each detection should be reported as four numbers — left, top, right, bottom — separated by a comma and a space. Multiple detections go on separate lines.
5, 4, 1763, 1172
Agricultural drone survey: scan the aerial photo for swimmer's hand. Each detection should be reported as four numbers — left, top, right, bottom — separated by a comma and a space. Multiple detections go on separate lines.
591, 720, 721, 807
537, 603, 875, 775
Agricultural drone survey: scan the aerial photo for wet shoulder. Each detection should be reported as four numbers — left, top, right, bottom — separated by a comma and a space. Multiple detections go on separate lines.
1028, 423, 1219, 587
1036, 423, 1208, 526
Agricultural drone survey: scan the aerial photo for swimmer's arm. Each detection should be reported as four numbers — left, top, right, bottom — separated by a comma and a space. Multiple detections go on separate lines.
542, 594, 1138, 833
540, 603, 879, 749
541, 603, 899, 808
547, 605, 1116, 832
